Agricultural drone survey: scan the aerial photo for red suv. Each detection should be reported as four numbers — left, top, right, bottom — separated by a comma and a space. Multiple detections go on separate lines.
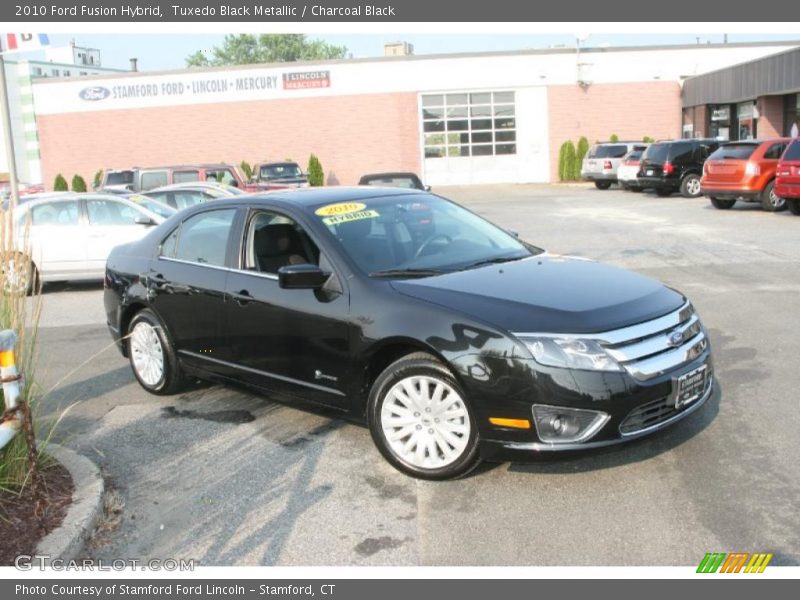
776, 139, 800, 215
701, 138, 789, 212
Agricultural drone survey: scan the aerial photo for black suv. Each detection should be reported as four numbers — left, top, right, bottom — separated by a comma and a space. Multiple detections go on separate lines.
637, 139, 720, 197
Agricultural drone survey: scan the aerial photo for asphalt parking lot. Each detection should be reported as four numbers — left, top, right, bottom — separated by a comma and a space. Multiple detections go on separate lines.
35, 183, 800, 566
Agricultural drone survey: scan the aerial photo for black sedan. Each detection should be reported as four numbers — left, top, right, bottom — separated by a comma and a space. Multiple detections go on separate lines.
104, 187, 713, 480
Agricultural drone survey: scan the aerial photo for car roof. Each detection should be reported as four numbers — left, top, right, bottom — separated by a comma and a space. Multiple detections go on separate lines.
212, 185, 427, 209
359, 172, 422, 180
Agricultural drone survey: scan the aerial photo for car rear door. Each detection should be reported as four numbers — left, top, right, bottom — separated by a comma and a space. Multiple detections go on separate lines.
223, 207, 352, 408
147, 207, 241, 371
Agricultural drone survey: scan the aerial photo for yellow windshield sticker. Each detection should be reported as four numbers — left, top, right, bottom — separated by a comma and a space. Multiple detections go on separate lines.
322, 210, 380, 226
315, 202, 367, 216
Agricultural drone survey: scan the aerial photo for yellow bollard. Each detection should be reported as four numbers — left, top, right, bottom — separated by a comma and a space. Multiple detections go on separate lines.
0, 329, 21, 450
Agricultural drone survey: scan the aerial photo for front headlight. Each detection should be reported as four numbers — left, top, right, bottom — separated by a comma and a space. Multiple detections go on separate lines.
520, 336, 621, 372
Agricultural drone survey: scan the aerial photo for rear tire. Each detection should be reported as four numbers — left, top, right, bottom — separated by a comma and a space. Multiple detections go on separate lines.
367, 352, 481, 480
127, 308, 187, 395
680, 174, 702, 198
760, 180, 786, 212
787, 199, 800, 215
710, 197, 736, 210
594, 181, 612, 190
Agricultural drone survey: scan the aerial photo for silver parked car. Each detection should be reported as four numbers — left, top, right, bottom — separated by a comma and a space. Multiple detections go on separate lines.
581, 142, 648, 189
141, 181, 243, 211
4, 193, 164, 293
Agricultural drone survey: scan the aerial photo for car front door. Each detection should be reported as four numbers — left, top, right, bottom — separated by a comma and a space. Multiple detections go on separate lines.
224, 208, 352, 408
84, 197, 156, 273
147, 207, 240, 373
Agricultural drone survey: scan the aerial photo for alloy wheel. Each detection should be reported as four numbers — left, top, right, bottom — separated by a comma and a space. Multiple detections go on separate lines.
130, 321, 165, 386
769, 187, 786, 209
380, 375, 471, 470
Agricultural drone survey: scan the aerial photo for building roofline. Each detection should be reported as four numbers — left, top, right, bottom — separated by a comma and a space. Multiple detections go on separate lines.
30, 39, 800, 85
683, 44, 800, 84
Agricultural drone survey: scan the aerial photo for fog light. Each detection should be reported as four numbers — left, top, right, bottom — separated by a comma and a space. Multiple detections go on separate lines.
532, 404, 609, 444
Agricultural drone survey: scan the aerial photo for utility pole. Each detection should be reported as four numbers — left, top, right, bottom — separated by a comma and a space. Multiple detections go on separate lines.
0, 38, 20, 207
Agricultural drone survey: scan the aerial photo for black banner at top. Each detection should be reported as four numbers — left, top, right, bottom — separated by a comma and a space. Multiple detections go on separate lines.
4, 0, 800, 22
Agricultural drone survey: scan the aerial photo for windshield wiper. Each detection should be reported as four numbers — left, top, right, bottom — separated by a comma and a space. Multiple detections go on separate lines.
369, 268, 446, 279
460, 255, 527, 270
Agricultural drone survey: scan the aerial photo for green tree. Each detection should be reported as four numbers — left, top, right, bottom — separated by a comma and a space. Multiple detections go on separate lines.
93, 169, 103, 189
240, 160, 253, 180
307, 154, 324, 187
71, 175, 87, 192
643, 136, 655, 143
575, 136, 589, 180
609, 133, 620, 142
558, 141, 578, 182
186, 34, 347, 67
53, 174, 68, 191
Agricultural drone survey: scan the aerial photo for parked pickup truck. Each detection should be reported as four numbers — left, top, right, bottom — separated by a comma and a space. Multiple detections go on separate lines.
98, 163, 257, 193
250, 161, 309, 190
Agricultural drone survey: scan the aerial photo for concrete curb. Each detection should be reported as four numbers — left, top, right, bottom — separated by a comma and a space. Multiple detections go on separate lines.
36, 443, 104, 562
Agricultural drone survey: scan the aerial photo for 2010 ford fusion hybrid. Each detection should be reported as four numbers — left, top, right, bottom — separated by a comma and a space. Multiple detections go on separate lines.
104, 187, 714, 480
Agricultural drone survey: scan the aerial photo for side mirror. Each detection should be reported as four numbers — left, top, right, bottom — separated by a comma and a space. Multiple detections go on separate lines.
424, 185, 432, 192
278, 263, 330, 289
135, 214, 157, 226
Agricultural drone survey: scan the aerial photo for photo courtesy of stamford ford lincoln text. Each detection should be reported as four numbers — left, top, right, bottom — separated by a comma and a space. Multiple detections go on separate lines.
0, 0, 798, 594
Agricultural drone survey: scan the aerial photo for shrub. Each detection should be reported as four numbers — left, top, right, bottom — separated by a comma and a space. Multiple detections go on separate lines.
643, 136, 655, 143
558, 141, 580, 182
240, 160, 253, 180
609, 134, 619, 142
575, 136, 589, 180
53, 174, 68, 191
93, 169, 103, 189
307, 154, 324, 187
71, 175, 87, 192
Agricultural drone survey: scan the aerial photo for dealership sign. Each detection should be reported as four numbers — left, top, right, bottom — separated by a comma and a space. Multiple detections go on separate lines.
78, 86, 111, 101
283, 71, 331, 90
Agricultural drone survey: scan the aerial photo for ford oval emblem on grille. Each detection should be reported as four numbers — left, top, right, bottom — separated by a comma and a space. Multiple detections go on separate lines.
79, 86, 111, 101
668, 331, 684, 347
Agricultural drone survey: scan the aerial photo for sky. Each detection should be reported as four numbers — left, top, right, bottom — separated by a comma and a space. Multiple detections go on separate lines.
23, 33, 800, 72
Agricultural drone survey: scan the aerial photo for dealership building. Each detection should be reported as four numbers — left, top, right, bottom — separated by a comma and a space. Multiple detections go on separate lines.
28, 40, 800, 189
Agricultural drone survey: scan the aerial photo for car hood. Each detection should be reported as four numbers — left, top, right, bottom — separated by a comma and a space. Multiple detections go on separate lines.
390, 255, 685, 334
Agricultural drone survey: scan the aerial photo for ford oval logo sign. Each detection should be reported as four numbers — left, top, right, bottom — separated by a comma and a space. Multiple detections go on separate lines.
668, 331, 684, 347
79, 86, 111, 101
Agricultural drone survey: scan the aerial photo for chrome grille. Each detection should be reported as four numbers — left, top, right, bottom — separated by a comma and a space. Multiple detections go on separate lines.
595, 302, 707, 380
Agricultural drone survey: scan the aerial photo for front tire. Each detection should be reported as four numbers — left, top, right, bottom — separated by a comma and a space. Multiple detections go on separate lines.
787, 199, 800, 215
368, 352, 481, 480
127, 308, 186, 395
2, 255, 38, 296
760, 180, 786, 212
710, 197, 736, 210
680, 174, 702, 198
594, 181, 612, 190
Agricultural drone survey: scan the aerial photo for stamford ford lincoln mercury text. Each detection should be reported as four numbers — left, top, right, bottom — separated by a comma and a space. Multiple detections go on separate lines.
104, 188, 714, 480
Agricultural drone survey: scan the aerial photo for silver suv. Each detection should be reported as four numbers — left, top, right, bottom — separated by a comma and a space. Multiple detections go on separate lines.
582, 142, 648, 190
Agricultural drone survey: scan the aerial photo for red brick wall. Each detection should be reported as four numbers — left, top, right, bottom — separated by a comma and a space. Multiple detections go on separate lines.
757, 95, 784, 138
547, 81, 682, 181
36, 92, 421, 190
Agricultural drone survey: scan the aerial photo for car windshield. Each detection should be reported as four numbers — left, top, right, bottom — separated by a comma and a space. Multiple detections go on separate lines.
709, 144, 757, 160
314, 194, 539, 276
106, 171, 134, 185
363, 176, 420, 189
128, 194, 176, 218
260, 164, 302, 180
587, 145, 629, 159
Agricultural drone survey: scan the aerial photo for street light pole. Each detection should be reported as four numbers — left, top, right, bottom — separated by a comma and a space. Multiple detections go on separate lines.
0, 38, 20, 207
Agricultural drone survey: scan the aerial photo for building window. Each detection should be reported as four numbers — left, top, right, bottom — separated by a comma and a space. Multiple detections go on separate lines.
51, 69, 59, 77
63, 70, 70, 77
421, 91, 516, 158
32, 67, 42, 76
783, 94, 800, 136
709, 105, 732, 141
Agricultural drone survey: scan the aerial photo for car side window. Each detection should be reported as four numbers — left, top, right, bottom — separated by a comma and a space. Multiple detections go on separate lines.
86, 199, 140, 225
244, 211, 321, 275
173, 170, 200, 184
763, 143, 786, 160
29, 201, 80, 226
165, 209, 236, 267
173, 191, 207, 209
140, 171, 168, 190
